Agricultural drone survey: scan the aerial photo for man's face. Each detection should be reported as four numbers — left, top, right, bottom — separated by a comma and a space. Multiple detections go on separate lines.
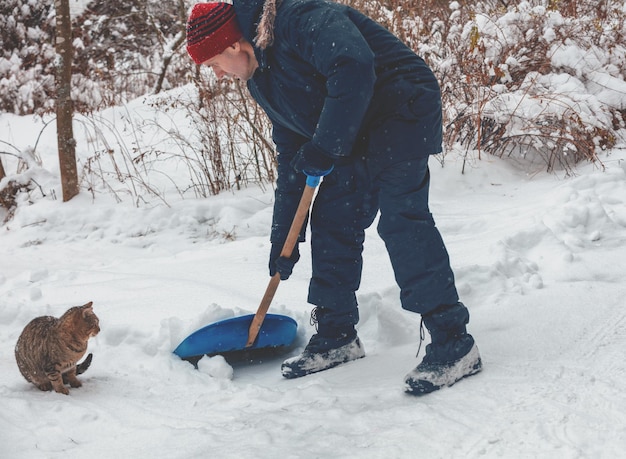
202, 41, 257, 82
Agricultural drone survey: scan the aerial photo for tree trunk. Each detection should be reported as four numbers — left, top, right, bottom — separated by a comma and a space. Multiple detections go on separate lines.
54, 0, 79, 201
0, 156, 5, 181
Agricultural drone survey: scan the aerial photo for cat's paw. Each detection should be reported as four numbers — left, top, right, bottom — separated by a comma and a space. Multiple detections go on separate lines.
53, 385, 70, 395
36, 382, 53, 392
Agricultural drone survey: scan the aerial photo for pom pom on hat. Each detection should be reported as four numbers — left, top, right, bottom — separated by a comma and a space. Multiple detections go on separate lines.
186, 3, 243, 65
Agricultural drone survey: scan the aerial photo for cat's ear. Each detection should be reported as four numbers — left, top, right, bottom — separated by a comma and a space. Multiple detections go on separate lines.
82, 301, 94, 312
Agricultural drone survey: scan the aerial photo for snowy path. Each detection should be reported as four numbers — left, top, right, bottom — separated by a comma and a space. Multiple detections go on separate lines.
1, 154, 626, 458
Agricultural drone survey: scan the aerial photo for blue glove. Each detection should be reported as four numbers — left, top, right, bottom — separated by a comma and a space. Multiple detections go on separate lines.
305, 175, 322, 187
291, 142, 335, 177
269, 243, 300, 280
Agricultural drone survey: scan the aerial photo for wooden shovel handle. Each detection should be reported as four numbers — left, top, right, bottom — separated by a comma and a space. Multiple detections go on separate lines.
246, 184, 317, 347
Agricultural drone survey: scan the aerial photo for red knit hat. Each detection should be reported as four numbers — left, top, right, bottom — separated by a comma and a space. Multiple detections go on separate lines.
186, 3, 243, 65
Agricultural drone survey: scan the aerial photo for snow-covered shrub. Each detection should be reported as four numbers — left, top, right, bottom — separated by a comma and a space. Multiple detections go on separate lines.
0, 0, 56, 115
138, 75, 276, 198
440, 0, 625, 173
75, 77, 275, 204
0, 0, 190, 114
0, 144, 45, 223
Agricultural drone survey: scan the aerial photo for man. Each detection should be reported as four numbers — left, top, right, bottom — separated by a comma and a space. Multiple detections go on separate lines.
186, 0, 482, 395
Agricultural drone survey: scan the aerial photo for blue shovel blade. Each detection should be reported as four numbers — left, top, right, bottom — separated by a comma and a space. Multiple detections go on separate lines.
173, 313, 298, 358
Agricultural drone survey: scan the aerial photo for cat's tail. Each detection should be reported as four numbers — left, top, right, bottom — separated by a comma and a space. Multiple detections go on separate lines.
76, 353, 93, 375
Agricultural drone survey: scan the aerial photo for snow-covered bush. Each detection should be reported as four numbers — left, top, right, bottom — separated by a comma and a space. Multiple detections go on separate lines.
0, 0, 56, 114
0, 0, 190, 114
74, 77, 275, 203
438, 0, 626, 173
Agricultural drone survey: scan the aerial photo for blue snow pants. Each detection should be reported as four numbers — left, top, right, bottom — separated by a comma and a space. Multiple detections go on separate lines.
308, 157, 460, 328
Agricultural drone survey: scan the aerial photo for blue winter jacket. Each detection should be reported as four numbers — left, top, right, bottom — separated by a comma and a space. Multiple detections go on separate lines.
234, 0, 443, 242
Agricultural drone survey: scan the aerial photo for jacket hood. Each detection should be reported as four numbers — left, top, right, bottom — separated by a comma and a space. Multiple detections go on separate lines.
234, 0, 282, 50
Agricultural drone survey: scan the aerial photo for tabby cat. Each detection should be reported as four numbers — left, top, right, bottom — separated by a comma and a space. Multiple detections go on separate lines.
15, 301, 100, 394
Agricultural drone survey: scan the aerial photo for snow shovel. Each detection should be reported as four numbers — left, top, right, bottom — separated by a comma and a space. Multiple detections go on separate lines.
173, 176, 320, 361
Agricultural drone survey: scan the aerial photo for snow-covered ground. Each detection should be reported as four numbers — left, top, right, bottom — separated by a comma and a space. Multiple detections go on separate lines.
1, 99, 626, 458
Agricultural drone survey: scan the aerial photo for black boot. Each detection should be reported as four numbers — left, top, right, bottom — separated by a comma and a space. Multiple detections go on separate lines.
404, 302, 482, 395
281, 307, 365, 379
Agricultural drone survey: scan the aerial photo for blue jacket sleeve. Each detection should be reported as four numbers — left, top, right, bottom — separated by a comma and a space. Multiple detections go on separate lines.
278, 1, 376, 159
270, 123, 308, 244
